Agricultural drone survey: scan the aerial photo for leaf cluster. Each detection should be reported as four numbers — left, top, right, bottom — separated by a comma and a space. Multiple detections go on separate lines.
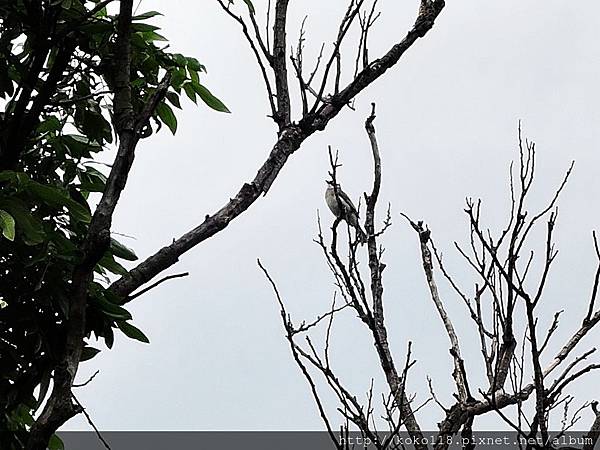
0, 1, 228, 445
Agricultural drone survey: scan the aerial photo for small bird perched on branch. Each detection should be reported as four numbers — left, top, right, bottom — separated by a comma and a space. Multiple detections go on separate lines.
325, 180, 367, 244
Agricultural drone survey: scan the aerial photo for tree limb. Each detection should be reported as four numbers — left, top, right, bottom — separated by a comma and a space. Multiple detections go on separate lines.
109, 0, 446, 301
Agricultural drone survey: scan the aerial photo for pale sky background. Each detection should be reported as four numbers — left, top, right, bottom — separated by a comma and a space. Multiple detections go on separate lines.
68, 0, 600, 432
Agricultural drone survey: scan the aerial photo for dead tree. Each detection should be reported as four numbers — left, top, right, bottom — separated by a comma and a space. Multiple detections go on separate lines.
260, 112, 600, 449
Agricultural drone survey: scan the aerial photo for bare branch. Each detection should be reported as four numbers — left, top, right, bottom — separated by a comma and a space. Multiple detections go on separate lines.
586, 231, 600, 323
583, 402, 600, 450
257, 259, 341, 449
544, 309, 600, 378
72, 370, 100, 389
71, 394, 112, 450
216, 1, 277, 118
272, 0, 292, 127
539, 310, 564, 355
402, 215, 471, 402
127, 272, 190, 302
110, 0, 446, 301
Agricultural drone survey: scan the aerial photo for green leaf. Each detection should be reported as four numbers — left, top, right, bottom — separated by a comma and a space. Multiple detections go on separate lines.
172, 53, 186, 67
0, 199, 45, 245
48, 434, 64, 450
133, 10, 163, 20
79, 109, 112, 144
0, 209, 15, 241
0, 170, 27, 186
91, 295, 132, 320
165, 91, 182, 109
47, 230, 79, 261
140, 31, 168, 42
156, 101, 177, 134
37, 117, 61, 134
188, 68, 199, 84
98, 253, 128, 276
94, 6, 108, 17
182, 83, 197, 104
79, 166, 107, 193
79, 21, 114, 34
110, 238, 138, 261
27, 182, 91, 223
80, 346, 101, 362
132, 23, 161, 33
11, 404, 34, 426
117, 321, 150, 344
193, 82, 230, 113
0, 171, 15, 183
186, 57, 206, 73
104, 327, 115, 349
62, 134, 102, 158
170, 68, 186, 91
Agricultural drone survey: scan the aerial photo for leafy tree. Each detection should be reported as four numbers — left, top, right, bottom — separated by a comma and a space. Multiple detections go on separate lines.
0, 1, 226, 448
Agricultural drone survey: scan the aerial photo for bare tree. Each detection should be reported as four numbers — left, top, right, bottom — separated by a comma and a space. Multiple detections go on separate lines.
260, 110, 600, 449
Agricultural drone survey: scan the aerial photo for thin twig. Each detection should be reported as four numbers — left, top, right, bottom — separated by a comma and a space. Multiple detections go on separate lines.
71, 394, 112, 450
127, 272, 189, 301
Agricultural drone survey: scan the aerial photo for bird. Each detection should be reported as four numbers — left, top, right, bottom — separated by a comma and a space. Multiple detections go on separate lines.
325, 180, 367, 244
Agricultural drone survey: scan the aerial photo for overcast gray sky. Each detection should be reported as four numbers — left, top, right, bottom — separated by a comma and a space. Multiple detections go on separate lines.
68, 0, 600, 431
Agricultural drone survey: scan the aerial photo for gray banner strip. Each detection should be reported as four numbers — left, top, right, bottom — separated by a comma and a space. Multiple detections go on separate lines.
56, 431, 595, 450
